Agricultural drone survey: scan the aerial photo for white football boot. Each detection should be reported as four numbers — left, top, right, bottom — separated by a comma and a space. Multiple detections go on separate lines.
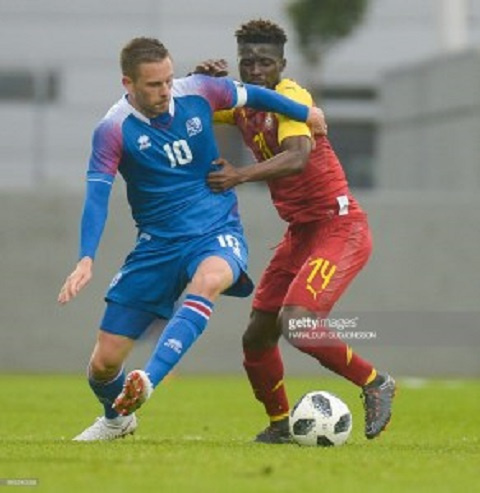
113, 370, 153, 416
73, 414, 137, 441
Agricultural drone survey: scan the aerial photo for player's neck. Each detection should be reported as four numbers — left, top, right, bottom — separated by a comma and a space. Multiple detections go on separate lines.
125, 94, 171, 122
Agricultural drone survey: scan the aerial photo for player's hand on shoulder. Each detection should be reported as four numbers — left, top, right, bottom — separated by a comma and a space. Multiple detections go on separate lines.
207, 158, 244, 192
307, 106, 328, 137
191, 59, 229, 77
58, 257, 93, 304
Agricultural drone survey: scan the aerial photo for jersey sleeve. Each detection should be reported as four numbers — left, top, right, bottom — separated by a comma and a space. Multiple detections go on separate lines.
174, 75, 310, 123
79, 178, 112, 260
173, 75, 238, 112
88, 118, 123, 177
79, 117, 121, 259
276, 79, 313, 144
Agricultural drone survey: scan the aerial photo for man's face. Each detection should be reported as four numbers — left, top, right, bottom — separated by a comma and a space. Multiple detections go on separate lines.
237, 42, 285, 89
122, 58, 174, 118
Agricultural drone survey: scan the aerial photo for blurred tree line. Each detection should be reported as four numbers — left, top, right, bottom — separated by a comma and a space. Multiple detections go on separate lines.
287, 0, 370, 64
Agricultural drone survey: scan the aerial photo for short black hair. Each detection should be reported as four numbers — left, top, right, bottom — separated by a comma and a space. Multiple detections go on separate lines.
235, 19, 287, 46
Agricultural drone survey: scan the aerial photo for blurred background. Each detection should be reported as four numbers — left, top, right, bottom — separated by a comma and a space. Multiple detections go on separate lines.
0, 0, 478, 377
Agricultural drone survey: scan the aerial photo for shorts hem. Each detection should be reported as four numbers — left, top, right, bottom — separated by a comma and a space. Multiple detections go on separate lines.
105, 296, 172, 320
251, 301, 282, 313
99, 325, 140, 340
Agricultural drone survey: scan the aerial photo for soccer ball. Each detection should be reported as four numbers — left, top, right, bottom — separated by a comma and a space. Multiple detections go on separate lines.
289, 391, 352, 446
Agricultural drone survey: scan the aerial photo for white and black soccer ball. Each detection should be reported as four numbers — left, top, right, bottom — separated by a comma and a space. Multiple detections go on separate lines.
289, 391, 352, 447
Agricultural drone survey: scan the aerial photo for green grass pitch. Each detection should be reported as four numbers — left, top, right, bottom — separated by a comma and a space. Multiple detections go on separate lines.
0, 374, 478, 493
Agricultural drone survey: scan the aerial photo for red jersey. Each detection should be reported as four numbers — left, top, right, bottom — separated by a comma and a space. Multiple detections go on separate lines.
215, 79, 362, 224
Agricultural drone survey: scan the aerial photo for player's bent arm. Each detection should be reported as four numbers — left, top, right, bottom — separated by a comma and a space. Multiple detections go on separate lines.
208, 136, 311, 192
242, 135, 311, 181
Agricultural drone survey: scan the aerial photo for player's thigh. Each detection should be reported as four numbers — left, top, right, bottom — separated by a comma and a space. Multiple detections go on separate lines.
284, 217, 372, 313
185, 225, 253, 300
100, 300, 158, 340
252, 233, 297, 313
243, 309, 281, 349
188, 255, 234, 300
106, 234, 187, 320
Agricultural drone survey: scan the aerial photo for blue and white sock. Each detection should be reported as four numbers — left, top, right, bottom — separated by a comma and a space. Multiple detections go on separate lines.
88, 367, 125, 419
145, 294, 214, 387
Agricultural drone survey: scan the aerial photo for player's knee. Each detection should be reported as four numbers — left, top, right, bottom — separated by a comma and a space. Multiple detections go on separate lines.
242, 326, 263, 350
189, 270, 231, 300
88, 355, 122, 381
242, 313, 281, 350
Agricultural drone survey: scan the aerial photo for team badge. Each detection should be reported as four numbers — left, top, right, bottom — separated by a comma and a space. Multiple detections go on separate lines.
186, 117, 203, 137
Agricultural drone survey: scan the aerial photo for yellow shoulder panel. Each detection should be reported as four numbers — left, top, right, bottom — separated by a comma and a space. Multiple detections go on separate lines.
275, 79, 313, 143
213, 109, 235, 124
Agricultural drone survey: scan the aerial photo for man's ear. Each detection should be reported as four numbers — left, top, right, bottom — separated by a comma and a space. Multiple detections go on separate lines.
281, 58, 287, 71
122, 75, 133, 91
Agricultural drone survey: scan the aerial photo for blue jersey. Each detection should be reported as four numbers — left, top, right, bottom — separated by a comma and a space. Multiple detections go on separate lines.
88, 75, 245, 240
80, 75, 311, 259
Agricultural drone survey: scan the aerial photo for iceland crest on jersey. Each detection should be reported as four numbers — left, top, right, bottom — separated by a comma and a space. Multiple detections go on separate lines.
137, 135, 152, 150
186, 117, 203, 137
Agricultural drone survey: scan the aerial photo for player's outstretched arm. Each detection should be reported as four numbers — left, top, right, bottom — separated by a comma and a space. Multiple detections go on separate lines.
57, 176, 112, 304
179, 74, 328, 135
242, 84, 327, 136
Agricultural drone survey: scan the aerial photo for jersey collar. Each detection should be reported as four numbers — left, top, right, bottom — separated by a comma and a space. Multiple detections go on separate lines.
122, 94, 176, 125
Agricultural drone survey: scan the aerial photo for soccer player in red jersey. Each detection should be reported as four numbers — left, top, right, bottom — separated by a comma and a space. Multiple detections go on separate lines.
198, 19, 396, 443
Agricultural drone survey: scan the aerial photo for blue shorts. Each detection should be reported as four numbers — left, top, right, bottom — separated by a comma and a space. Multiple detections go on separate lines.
101, 224, 253, 338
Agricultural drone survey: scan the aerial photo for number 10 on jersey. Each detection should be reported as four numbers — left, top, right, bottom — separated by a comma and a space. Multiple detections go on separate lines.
163, 140, 193, 167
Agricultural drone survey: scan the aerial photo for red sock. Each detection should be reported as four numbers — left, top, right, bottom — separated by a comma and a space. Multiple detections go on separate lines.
297, 330, 375, 386
243, 346, 290, 420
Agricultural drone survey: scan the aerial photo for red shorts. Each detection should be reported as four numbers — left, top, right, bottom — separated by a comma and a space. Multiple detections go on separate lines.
252, 213, 372, 314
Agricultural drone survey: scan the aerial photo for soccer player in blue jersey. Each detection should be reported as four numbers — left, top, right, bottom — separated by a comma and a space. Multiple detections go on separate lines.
57, 37, 326, 441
